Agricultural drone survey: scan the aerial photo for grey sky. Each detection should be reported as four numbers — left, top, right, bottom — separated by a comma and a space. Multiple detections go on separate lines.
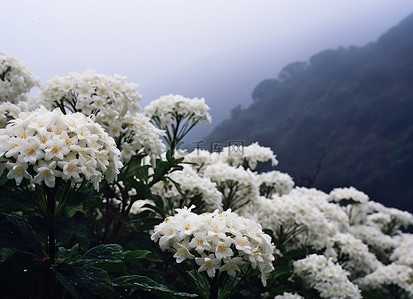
2, 0, 413, 139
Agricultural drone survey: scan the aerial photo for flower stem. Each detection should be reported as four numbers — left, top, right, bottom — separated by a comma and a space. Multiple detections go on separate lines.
45, 186, 56, 264
209, 274, 219, 299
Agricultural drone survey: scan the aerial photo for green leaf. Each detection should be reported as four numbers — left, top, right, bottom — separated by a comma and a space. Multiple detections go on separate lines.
75, 244, 125, 273
112, 275, 197, 298
0, 212, 43, 256
121, 249, 150, 262
56, 244, 80, 263
52, 263, 114, 299
0, 247, 15, 262
64, 202, 85, 218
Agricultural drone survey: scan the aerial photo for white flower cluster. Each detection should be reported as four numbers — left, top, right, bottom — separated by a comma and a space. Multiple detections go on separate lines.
328, 187, 370, 225
356, 263, 413, 296
202, 162, 259, 211
0, 101, 23, 128
114, 113, 166, 163
349, 224, 397, 254
220, 142, 278, 171
326, 232, 380, 279
366, 201, 413, 232
249, 188, 341, 251
0, 53, 39, 103
151, 165, 222, 211
256, 170, 294, 197
151, 206, 275, 286
37, 69, 141, 115
328, 187, 369, 204
390, 234, 413, 267
145, 94, 212, 129
0, 106, 122, 190
293, 254, 362, 299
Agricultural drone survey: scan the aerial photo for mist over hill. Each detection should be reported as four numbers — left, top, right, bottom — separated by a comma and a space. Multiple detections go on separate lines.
205, 12, 413, 212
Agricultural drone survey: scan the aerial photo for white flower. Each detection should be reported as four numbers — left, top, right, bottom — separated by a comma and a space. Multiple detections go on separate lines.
6, 162, 31, 185
219, 257, 243, 277
33, 160, 62, 188
196, 254, 221, 278
173, 242, 195, 263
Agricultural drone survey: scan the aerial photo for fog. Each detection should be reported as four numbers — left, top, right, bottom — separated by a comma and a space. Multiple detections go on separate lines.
2, 0, 413, 140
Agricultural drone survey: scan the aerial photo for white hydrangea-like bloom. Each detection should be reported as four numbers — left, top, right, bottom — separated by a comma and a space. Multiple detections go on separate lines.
145, 94, 211, 129
256, 170, 294, 197
293, 254, 362, 299
220, 142, 278, 171
328, 187, 369, 204
328, 187, 370, 225
274, 292, 304, 299
0, 106, 122, 190
390, 234, 413, 267
151, 206, 275, 286
325, 232, 380, 279
37, 69, 141, 115
356, 263, 413, 297
0, 53, 40, 103
151, 165, 222, 211
202, 162, 259, 211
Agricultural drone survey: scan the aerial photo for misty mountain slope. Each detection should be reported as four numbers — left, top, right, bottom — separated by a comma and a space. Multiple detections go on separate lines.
206, 12, 413, 211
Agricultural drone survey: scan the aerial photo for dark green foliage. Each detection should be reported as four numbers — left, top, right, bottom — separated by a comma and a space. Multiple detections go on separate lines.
206, 12, 413, 212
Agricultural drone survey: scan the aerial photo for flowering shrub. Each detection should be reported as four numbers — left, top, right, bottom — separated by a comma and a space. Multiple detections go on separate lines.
1, 53, 413, 299
0, 106, 122, 189
0, 53, 39, 103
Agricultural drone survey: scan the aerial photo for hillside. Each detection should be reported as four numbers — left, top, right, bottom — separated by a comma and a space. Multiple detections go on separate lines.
206, 12, 413, 211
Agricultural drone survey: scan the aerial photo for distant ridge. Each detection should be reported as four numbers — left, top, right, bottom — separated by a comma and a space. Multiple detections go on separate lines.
205, 12, 413, 211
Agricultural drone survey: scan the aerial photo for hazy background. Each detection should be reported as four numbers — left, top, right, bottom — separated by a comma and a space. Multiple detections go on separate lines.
2, 0, 413, 141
